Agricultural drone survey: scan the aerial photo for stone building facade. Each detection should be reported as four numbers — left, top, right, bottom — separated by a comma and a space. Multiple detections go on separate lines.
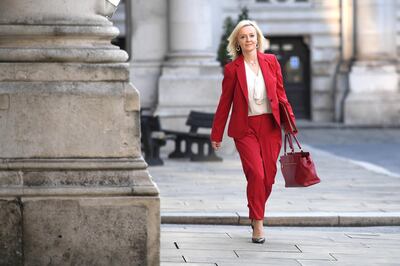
114, 0, 399, 127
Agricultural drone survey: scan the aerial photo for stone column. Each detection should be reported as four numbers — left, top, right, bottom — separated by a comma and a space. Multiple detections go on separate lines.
344, 0, 400, 125
127, 0, 168, 110
0, 1, 159, 265
157, 0, 222, 130
334, 0, 354, 122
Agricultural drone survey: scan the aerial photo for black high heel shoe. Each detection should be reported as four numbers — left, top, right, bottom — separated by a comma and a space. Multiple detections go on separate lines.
251, 219, 265, 244
252, 236, 266, 244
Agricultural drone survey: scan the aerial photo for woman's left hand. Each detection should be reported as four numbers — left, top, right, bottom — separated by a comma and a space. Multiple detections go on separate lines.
211, 141, 221, 151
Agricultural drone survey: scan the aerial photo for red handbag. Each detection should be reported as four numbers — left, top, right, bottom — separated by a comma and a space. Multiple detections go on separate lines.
279, 133, 321, 187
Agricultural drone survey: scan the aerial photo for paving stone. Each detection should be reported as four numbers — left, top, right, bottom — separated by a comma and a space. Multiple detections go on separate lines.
161, 263, 216, 266
161, 241, 178, 250
162, 231, 231, 239
216, 258, 301, 265
296, 244, 389, 254
161, 249, 186, 263
160, 262, 215, 266
235, 250, 335, 261
297, 261, 347, 266
175, 241, 299, 252
330, 253, 400, 264
179, 250, 238, 262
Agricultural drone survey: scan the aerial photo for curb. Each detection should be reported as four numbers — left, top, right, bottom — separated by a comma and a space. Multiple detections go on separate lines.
161, 211, 400, 226
296, 120, 400, 129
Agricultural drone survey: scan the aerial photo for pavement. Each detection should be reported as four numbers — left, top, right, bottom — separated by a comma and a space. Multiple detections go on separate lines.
149, 128, 400, 226
149, 127, 400, 265
161, 225, 400, 265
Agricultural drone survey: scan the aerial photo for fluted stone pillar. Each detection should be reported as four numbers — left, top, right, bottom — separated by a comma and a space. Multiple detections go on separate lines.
344, 0, 400, 125
127, 0, 168, 110
0, 1, 159, 265
157, 0, 222, 130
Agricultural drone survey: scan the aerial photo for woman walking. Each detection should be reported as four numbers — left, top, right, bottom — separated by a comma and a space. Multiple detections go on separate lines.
211, 20, 297, 243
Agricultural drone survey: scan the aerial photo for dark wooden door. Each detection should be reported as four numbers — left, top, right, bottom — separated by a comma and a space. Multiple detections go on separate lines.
265, 37, 310, 119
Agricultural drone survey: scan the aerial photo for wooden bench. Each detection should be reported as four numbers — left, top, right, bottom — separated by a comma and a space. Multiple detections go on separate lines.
164, 111, 223, 162
140, 114, 169, 166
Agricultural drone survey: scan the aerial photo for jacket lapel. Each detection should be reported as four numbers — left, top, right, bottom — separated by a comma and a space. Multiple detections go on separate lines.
258, 52, 274, 101
235, 55, 249, 103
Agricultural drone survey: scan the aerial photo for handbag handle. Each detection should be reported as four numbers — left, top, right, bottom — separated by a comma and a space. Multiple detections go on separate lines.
284, 134, 293, 154
284, 133, 303, 154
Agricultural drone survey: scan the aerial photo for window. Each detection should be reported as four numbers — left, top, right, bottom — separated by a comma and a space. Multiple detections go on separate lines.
285, 56, 303, 83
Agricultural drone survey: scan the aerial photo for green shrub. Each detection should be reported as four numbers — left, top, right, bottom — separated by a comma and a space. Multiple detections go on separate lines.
217, 7, 250, 67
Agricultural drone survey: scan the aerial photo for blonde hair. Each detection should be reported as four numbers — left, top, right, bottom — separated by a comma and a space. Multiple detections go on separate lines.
227, 20, 266, 60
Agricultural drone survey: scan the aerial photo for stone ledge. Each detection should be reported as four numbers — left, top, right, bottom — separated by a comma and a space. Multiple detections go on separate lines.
161, 212, 239, 225
0, 185, 159, 197
0, 157, 147, 170
161, 211, 400, 226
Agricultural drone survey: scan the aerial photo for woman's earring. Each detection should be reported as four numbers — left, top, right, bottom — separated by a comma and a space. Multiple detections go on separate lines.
236, 45, 241, 52
256, 43, 259, 49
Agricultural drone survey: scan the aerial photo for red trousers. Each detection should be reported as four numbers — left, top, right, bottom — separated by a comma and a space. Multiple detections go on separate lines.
234, 114, 282, 220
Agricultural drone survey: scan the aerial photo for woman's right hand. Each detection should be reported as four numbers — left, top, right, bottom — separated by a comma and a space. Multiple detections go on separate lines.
211, 141, 221, 151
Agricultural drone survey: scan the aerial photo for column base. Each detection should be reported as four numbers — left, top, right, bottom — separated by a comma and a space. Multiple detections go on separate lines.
0, 196, 159, 266
344, 61, 400, 126
0, 156, 160, 266
344, 92, 400, 126
349, 61, 398, 93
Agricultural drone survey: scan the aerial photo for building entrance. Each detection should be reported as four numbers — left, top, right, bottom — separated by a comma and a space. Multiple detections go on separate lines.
265, 37, 310, 119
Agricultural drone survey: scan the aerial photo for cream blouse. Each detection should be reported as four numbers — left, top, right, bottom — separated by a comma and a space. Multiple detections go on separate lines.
244, 61, 272, 116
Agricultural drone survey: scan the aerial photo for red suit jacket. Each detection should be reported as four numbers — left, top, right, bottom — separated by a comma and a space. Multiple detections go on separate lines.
211, 52, 297, 142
